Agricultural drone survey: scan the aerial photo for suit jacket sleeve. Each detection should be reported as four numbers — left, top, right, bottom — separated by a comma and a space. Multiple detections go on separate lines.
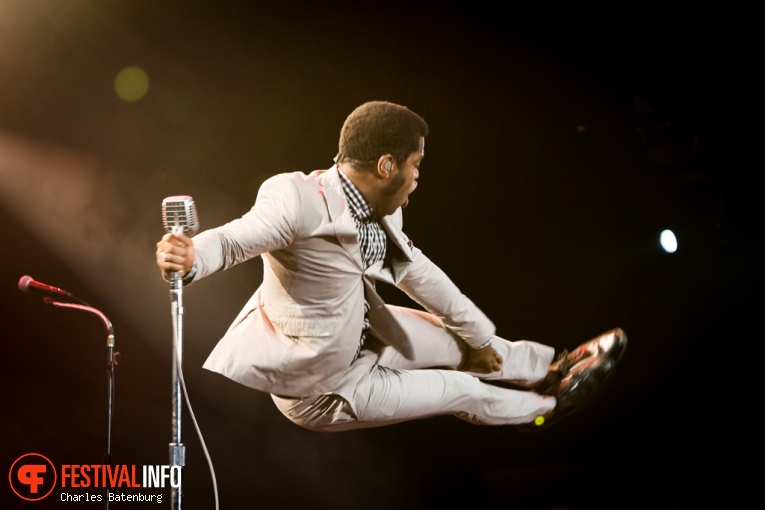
190, 173, 301, 282
389, 213, 496, 349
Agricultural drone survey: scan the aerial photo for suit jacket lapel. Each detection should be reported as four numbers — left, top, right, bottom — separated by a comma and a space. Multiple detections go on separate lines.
321, 167, 414, 280
363, 277, 415, 360
321, 167, 415, 360
381, 216, 414, 263
320, 166, 363, 269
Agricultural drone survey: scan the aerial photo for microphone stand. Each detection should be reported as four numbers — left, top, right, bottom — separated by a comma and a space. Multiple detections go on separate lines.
44, 298, 116, 510
161, 197, 198, 510
168, 271, 185, 510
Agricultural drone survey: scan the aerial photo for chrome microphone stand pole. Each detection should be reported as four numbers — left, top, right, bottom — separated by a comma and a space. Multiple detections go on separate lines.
162, 196, 198, 510
169, 269, 185, 510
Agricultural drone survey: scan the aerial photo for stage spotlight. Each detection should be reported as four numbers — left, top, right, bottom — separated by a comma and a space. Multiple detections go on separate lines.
115, 66, 149, 102
659, 229, 678, 254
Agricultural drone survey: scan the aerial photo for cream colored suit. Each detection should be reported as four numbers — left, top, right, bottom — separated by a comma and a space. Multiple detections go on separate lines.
194, 166, 556, 430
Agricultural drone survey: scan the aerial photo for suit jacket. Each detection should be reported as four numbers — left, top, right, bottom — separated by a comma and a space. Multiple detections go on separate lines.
195, 166, 495, 397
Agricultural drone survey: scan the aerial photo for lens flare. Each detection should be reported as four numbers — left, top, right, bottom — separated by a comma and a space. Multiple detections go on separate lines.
114, 66, 149, 102
659, 229, 678, 253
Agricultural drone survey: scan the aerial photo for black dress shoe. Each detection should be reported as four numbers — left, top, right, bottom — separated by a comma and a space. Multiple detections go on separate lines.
554, 353, 618, 415
520, 329, 627, 431
534, 328, 627, 396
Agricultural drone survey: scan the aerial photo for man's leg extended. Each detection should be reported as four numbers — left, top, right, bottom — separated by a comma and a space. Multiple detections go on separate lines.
379, 305, 555, 387
272, 365, 555, 431
271, 306, 556, 431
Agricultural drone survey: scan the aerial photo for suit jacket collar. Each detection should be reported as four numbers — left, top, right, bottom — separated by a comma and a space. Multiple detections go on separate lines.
320, 166, 413, 265
321, 166, 356, 234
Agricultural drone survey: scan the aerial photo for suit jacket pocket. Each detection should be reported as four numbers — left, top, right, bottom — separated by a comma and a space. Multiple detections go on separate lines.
271, 315, 337, 338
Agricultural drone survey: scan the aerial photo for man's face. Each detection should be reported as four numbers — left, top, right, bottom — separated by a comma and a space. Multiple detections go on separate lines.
378, 137, 424, 216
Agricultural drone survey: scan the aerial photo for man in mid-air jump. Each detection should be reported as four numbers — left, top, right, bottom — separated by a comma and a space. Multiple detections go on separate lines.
155, 100, 626, 431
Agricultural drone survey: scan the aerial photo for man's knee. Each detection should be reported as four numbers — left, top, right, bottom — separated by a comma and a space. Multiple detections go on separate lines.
271, 393, 359, 432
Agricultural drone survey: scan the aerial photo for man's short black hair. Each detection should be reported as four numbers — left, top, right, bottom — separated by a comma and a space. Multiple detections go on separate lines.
338, 101, 429, 169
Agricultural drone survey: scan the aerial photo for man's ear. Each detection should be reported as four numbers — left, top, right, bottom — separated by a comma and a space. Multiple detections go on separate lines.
377, 155, 395, 178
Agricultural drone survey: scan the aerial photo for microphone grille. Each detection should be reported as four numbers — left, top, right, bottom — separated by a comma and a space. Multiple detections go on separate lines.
162, 196, 200, 236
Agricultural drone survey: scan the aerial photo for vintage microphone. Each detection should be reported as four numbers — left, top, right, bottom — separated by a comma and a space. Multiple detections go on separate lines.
161, 196, 199, 510
17, 275, 75, 299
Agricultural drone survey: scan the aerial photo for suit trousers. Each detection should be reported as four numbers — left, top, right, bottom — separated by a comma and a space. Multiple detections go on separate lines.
271, 306, 556, 431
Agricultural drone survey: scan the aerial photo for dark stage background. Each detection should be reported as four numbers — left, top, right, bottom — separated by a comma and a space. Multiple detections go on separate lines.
1, 2, 756, 509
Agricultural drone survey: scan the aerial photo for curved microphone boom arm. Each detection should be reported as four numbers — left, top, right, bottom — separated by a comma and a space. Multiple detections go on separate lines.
18, 274, 118, 510
42, 299, 117, 498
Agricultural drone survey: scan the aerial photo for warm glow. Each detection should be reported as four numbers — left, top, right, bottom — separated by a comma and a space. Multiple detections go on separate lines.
115, 66, 150, 102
